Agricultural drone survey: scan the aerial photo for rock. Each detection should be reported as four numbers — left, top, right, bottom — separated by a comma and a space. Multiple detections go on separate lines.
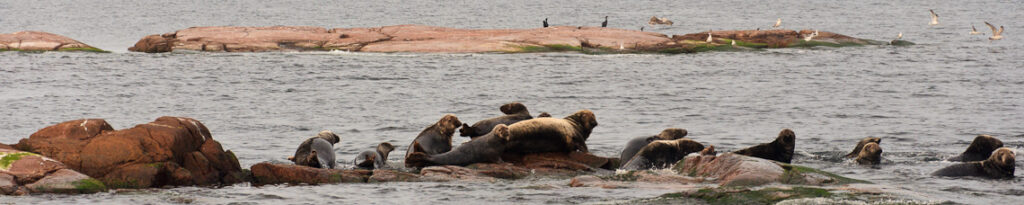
368, 169, 422, 182
249, 162, 370, 185
676, 153, 785, 186
0, 149, 66, 184
0, 143, 12, 150
25, 169, 106, 194
420, 165, 501, 182
14, 117, 245, 188
0, 31, 105, 52
0, 173, 16, 195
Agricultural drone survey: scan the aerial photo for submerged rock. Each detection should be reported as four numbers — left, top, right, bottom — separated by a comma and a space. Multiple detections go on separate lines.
0, 148, 106, 195
129, 25, 891, 54
0, 31, 105, 52
14, 117, 245, 188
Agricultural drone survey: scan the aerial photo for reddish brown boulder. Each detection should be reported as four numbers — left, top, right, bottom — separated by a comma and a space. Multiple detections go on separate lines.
0, 31, 104, 52
671, 29, 869, 47
1, 148, 106, 195
249, 162, 370, 185
675, 153, 785, 186
15, 117, 244, 188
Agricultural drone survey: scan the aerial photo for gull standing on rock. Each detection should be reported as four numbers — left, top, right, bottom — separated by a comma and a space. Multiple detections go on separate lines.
731, 40, 736, 46
803, 30, 818, 41
897, 32, 903, 40
706, 31, 713, 43
985, 21, 1004, 40
773, 18, 781, 28
970, 25, 983, 35
929, 10, 939, 26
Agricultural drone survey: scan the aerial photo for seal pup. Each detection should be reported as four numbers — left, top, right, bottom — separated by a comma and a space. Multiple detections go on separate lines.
354, 142, 395, 169
459, 102, 533, 139
619, 128, 688, 166
290, 130, 341, 169
733, 129, 796, 163
773, 18, 781, 28
621, 138, 705, 170
601, 16, 608, 27
855, 142, 882, 165
985, 21, 1004, 40
543, 18, 549, 28
928, 10, 939, 26
404, 114, 462, 166
406, 125, 511, 168
948, 135, 1003, 162
504, 110, 598, 154
845, 137, 882, 158
932, 148, 1015, 179
970, 25, 982, 35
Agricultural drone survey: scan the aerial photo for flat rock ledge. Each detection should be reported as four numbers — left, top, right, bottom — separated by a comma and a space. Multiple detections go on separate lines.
129, 25, 892, 54
1, 149, 106, 195
0, 31, 105, 52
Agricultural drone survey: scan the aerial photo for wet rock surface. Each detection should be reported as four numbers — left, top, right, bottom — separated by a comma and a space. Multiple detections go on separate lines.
0, 31, 104, 52
1, 148, 106, 195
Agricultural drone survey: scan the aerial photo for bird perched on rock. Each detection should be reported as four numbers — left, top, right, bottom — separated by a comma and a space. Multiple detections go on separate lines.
706, 31, 713, 43
601, 16, 608, 27
543, 18, 548, 28
773, 18, 781, 28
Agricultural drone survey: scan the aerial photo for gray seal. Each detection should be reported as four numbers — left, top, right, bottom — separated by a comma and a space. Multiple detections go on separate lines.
932, 148, 1015, 179
354, 142, 395, 169
406, 124, 511, 168
621, 138, 705, 170
619, 128, 688, 166
403, 114, 462, 167
459, 102, 533, 139
733, 129, 796, 163
948, 135, 1003, 162
290, 130, 340, 169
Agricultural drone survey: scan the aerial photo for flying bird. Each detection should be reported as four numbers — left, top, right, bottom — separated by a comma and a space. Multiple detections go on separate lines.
929, 10, 939, 25
985, 21, 1004, 40
970, 25, 982, 35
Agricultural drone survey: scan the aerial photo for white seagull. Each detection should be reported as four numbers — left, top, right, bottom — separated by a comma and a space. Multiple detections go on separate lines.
803, 30, 818, 41
929, 10, 939, 26
897, 32, 903, 40
985, 21, 1004, 40
773, 18, 781, 28
970, 25, 983, 35
706, 31, 713, 43
732, 39, 737, 46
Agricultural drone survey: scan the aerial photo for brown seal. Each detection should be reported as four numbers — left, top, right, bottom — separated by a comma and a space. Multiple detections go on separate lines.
459, 102, 532, 139
289, 130, 341, 169
948, 135, 1004, 162
932, 147, 1015, 179
503, 110, 598, 155
403, 114, 462, 167
733, 129, 796, 163
619, 128, 688, 166
845, 137, 881, 158
406, 124, 511, 168
537, 112, 552, 118
620, 138, 705, 170
354, 142, 395, 169
854, 142, 882, 165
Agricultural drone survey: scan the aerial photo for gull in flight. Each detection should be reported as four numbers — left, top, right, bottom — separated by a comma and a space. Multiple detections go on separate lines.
970, 25, 983, 35
773, 18, 781, 28
985, 21, 1004, 40
929, 10, 939, 26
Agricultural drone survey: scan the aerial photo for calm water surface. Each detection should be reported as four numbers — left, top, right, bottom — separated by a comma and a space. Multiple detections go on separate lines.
1, 0, 1023, 204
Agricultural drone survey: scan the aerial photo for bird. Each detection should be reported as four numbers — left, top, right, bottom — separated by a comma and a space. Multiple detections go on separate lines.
985, 21, 1004, 40
929, 10, 939, 25
640, 26, 645, 31
543, 18, 549, 28
731, 40, 737, 46
706, 31, 713, 43
601, 16, 608, 27
803, 30, 818, 41
897, 32, 903, 40
773, 18, 781, 28
970, 25, 982, 35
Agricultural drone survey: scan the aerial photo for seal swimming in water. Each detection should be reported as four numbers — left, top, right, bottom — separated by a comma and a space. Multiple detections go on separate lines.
503, 110, 598, 155
932, 147, 1015, 179
406, 124, 511, 168
855, 142, 882, 165
354, 142, 395, 169
845, 137, 881, 158
620, 138, 705, 170
404, 114, 462, 167
619, 128, 688, 166
948, 135, 1003, 162
289, 130, 341, 169
459, 102, 533, 139
733, 129, 796, 163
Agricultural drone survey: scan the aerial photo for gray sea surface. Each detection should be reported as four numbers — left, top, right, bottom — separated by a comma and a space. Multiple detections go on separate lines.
1, 0, 1023, 204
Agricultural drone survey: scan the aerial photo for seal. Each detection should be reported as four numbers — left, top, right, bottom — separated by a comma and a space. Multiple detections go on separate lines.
404, 114, 463, 167
733, 129, 796, 163
619, 128, 688, 166
845, 137, 881, 158
537, 112, 552, 118
932, 147, 1015, 179
503, 110, 598, 154
855, 142, 882, 165
948, 135, 1003, 162
289, 130, 341, 169
621, 138, 705, 170
406, 124, 511, 168
354, 142, 395, 169
459, 102, 532, 139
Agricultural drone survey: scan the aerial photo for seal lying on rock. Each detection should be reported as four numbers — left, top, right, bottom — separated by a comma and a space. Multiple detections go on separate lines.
621, 138, 705, 170
733, 129, 796, 163
404, 114, 462, 166
932, 147, 1015, 179
854, 142, 882, 165
406, 125, 511, 168
354, 142, 395, 169
948, 135, 1003, 162
290, 130, 341, 169
504, 110, 598, 154
619, 128, 688, 166
459, 102, 532, 139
